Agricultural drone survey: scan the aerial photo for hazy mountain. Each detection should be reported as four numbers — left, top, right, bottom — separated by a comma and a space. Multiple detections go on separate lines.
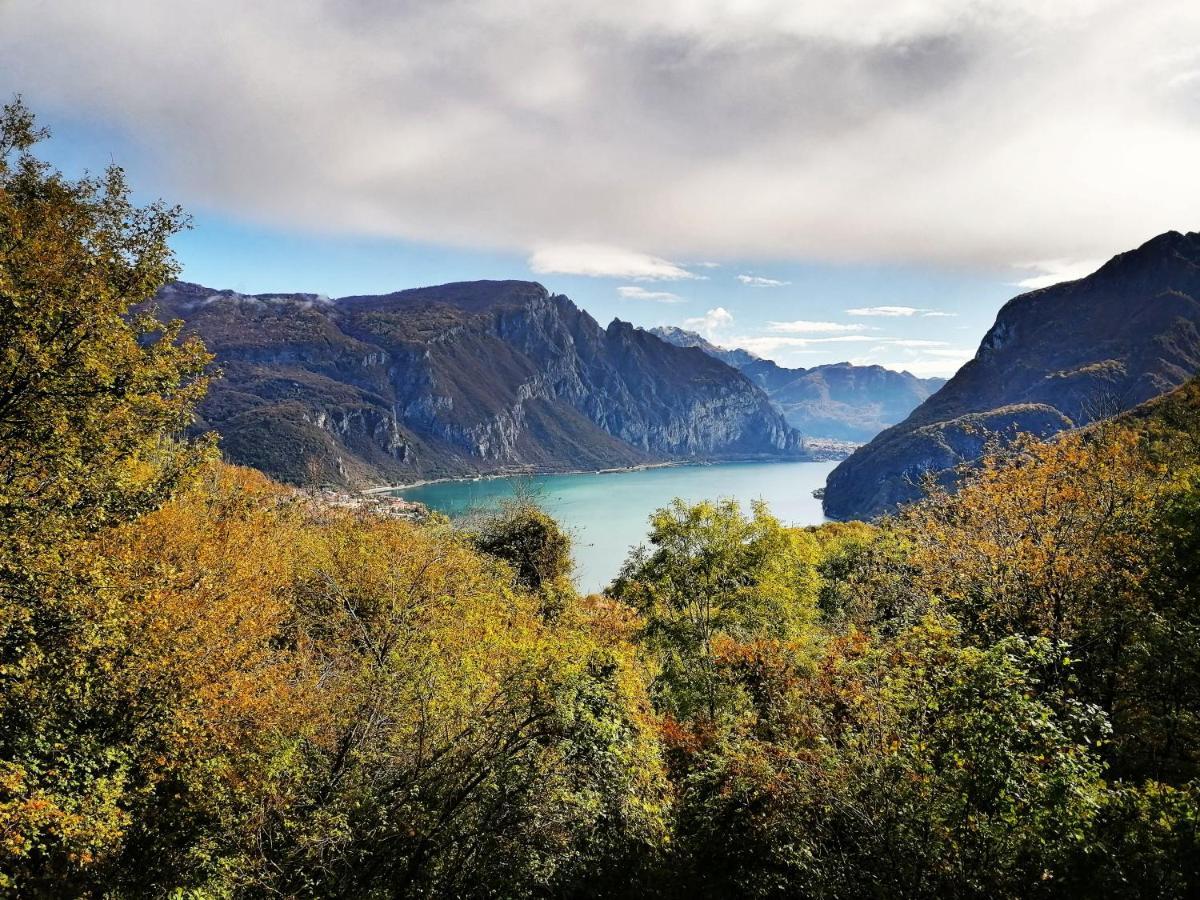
649, 325, 762, 369
650, 326, 945, 441
823, 230, 1200, 520
156, 280, 805, 486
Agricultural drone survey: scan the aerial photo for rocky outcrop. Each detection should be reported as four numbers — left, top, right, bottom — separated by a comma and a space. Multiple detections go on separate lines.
650, 326, 944, 441
823, 230, 1200, 520
157, 280, 805, 486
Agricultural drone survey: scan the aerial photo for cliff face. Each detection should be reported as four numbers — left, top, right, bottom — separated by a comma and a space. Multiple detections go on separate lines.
650, 326, 944, 441
823, 230, 1200, 520
157, 280, 804, 485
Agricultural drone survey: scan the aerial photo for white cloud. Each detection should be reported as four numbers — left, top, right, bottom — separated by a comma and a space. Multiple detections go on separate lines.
852, 345, 975, 378
617, 285, 686, 303
3, 1, 1198, 269
1011, 257, 1105, 289
729, 334, 948, 354
846, 305, 927, 317
729, 336, 822, 356
737, 274, 791, 287
766, 320, 868, 333
714, 332, 967, 374
684, 307, 734, 339
529, 245, 700, 280
921, 310, 958, 317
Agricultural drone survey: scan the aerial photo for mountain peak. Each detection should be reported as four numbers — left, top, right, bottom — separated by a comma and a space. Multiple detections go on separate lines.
154, 279, 804, 486
824, 229, 1200, 520
1087, 230, 1200, 285
337, 279, 550, 312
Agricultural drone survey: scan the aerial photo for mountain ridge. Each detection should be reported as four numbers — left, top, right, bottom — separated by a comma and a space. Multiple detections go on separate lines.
650, 325, 946, 441
822, 230, 1200, 520
157, 279, 807, 486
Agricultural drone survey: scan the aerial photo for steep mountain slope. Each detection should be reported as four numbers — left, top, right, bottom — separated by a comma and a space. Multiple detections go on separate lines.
650, 326, 944, 441
157, 280, 805, 485
823, 230, 1200, 520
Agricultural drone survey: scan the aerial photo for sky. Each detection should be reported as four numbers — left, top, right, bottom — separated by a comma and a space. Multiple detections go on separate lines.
3, 0, 1199, 377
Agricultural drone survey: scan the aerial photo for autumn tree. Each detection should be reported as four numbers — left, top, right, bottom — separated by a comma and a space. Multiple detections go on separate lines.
610, 499, 819, 724
895, 419, 1200, 783
93, 466, 668, 896
0, 97, 211, 891
671, 620, 1109, 900
468, 495, 574, 615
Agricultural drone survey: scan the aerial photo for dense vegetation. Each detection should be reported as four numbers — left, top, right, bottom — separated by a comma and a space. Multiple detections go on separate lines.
2, 101, 1198, 897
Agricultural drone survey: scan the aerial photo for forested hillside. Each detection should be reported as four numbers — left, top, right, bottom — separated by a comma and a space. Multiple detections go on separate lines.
3, 102, 1198, 898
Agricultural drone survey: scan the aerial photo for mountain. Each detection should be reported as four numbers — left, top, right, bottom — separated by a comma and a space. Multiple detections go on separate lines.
156, 280, 805, 486
823, 230, 1200, 520
650, 326, 945, 441
649, 325, 761, 369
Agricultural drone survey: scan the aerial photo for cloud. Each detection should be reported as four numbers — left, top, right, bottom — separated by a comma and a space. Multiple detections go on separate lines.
851, 345, 976, 378
920, 310, 958, 317
3, 1, 1198, 269
846, 306, 927, 317
737, 274, 791, 287
766, 320, 868, 333
1011, 257, 1105, 289
729, 336, 822, 356
728, 334, 948, 355
684, 307, 734, 339
884, 338, 951, 347
617, 285, 686, 303
530, 245, 700, 280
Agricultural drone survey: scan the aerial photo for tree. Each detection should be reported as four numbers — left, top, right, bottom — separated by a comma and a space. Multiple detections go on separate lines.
895, 420, 1200, 783
468, 496, 574, 614
672, 620, 1109, 900
610, 499, 819, 724
0, 97, 209, 548
0, 97, 212, 891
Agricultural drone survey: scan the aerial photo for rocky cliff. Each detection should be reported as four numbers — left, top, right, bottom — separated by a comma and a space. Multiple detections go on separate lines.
156, 280, 805, 485
650, 326, 944, 441
823, 230, 1200, 520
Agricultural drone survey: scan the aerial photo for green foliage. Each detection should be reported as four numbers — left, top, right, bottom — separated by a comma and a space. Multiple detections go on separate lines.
808, 520, 924, 632
671, 623, 1108, 899
1065, 779, 1200, 898
468, 496, 574, 603
0, 98, 210, 549
610, 499, 819, 723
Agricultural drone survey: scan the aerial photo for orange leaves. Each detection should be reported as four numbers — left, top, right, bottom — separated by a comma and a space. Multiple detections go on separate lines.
49, 460, 673, 892
898, 428, 1170, 645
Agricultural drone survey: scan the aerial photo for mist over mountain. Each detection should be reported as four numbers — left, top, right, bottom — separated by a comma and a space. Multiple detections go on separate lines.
651, 325, 945, 442
823, 230, 1200, 520
156, 280, 805, 486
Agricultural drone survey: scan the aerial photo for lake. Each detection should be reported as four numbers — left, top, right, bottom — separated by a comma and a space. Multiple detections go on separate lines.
393, 460, 838, 594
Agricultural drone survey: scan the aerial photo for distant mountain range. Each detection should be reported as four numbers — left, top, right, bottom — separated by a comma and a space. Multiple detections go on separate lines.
823, 230, 1200, 520
650, 326, 945, 442
156, 280, 805, 486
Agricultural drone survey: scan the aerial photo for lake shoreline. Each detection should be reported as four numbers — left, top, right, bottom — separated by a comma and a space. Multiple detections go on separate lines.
392, 459, 840, 594
362, 443, 856, 496
361, 459, 685, 495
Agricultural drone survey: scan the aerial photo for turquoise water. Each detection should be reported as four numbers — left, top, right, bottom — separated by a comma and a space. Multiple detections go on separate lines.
393, 460, 837, 594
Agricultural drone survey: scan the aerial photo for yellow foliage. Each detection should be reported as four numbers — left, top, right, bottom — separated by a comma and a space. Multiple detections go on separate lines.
0, 462, 669, 892
899, 428, 1169, 647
